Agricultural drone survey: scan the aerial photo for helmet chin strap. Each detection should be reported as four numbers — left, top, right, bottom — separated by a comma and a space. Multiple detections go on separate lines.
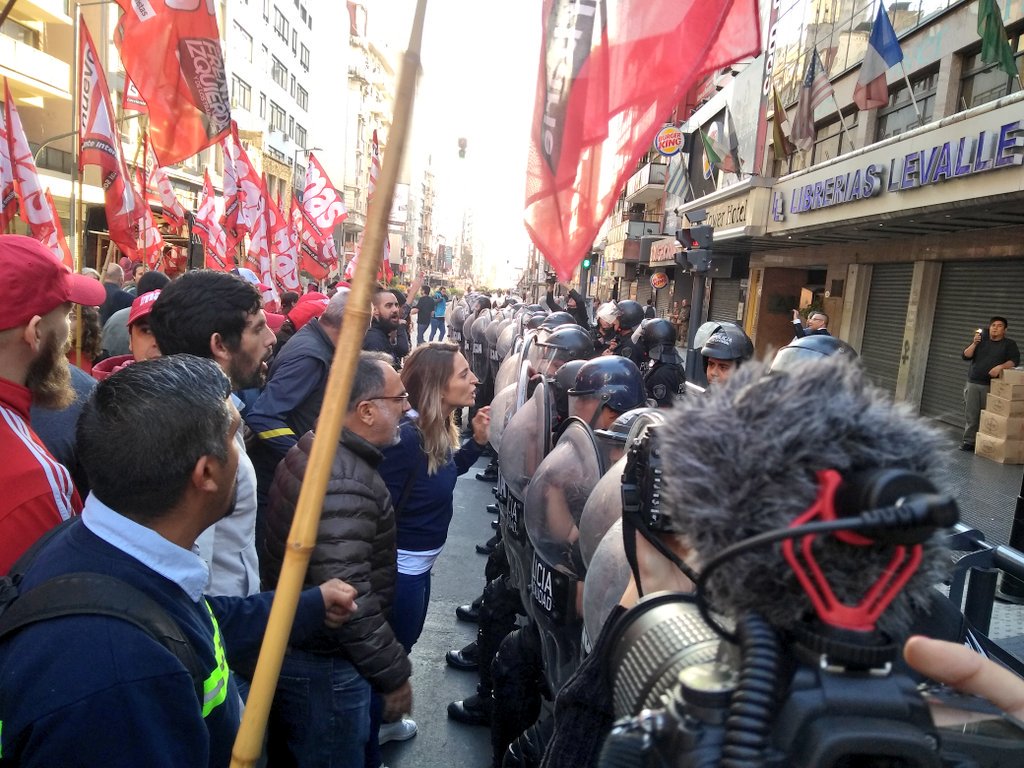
621, 511, 699, 598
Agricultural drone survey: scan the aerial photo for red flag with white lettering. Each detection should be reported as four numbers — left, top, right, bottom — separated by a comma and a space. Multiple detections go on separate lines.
291, 196, 325, 281
194, 169, 230, 271
221, 124, 264, 255
4, 80, 71, 265
79, 22, 140, 260
268, 192, 300, 292
113, 0, 231, 167
144, 139, 186, 229
132, 167, 165, 269
122, 76, 148, 114
300, 153, 347, 243
525, 0, 760, 280
0, 99, 17, 232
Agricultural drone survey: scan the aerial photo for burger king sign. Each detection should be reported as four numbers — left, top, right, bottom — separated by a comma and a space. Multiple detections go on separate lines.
654, 125, 683, 157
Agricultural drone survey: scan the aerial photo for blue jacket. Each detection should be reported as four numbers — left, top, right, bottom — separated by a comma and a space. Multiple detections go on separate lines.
379, 419, 484, 552
0, 520, 326, 768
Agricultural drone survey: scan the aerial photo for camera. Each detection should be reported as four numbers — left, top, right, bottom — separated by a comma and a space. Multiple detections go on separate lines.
599, 427, 1024, 768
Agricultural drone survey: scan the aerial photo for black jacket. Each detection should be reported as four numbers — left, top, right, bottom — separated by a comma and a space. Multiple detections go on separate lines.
546, 288, 591, 329
363, 319, 410, 369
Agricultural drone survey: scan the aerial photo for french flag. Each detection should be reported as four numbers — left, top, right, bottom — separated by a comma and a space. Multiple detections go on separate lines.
854, 3, 903, 111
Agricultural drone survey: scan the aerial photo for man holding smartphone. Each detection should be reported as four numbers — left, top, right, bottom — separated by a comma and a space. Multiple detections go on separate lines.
961, 316, 1020, 451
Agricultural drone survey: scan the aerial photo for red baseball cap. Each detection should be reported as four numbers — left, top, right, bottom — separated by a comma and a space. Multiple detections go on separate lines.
0, 235, 107, 331
128, 289, 161, 326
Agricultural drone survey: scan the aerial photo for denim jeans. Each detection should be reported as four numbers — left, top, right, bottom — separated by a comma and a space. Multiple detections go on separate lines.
268, 648, 371, 768
416, 323, 430, 345
429, 316, 446, 341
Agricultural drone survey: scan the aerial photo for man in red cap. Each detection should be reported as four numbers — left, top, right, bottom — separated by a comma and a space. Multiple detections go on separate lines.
91, 289, 163, 381
0, 235, 106, 572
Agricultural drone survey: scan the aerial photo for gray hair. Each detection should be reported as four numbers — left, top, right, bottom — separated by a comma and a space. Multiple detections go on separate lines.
348, 351, 393, 412
320, 288, 350, 328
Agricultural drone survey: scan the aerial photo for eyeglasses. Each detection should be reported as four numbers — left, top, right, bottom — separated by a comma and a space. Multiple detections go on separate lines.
367, 393, 410, 403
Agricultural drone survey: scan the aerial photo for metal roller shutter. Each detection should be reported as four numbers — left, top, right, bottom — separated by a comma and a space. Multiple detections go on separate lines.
708, 278, 741, 323
655, 282, 673, 316
859, 263, 913, 396
920, 260, 1024, 426
636, 280, 653, 307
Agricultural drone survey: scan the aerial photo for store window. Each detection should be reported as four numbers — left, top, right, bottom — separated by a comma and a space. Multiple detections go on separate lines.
959, 35, 1024, 110
875, 69, 937, 141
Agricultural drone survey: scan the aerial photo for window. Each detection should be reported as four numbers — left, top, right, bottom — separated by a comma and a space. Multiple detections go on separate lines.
288, 116, 295, 138
230, 75, 251, 111
294, 123, 307, 149
231, 22, 253, 62
291, 29, 298, 54
307, 14, 312, 30
270, 101, 286, 132
875, 70, 938, 141
300, 44, 310, 71
296, 85, 308, 111
1, 18, 40, 47
273, 7, 289, 42
812, 112, 858, 165
290, 74, 296, 98
272, 57, 288, 89
959, 35, 1024, 110
262, 0, 269, 21
259, 92, 267, 119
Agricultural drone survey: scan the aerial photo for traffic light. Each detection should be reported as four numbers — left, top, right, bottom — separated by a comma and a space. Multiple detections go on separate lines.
581, 256, 592, 270
674, 225, 713, 271
458, 137, 467, 158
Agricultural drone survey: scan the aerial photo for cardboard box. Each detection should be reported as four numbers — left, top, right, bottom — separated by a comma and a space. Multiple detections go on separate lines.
979, 410, 1024, 440
975, 433, 1024, 464
986, 393, 1024, 417
990, 380, 1024, 401
1001, 368, 1024, 385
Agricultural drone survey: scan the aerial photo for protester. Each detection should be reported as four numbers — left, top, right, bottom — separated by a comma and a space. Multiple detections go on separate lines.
124, 262, 146, 295
430, 286, 449, 341
101, 271, 171, 357
0, 356, 358, 768
66, 305, 103, 376
149, 270, 276, 597
363, 287, 410, 369
98, 262, 134, 324
30, 364, 97, 501
264, 353, 413, 768
92, 289, 164, 381
0, 235, 105, 573
412, 284, 436, 345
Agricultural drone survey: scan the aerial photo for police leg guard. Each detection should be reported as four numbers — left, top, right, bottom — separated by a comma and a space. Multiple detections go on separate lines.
502, 703, 555, 768
490, 623, 544, 765
477, 573, 523, 695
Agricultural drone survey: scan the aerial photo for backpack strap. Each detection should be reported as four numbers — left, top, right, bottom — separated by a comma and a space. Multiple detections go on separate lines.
0, 572, 205, 704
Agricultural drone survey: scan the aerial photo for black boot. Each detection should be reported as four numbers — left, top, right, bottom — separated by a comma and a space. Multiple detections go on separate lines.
447, 691, 492, 726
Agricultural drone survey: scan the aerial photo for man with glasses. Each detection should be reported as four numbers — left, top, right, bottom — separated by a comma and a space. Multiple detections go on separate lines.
262, 352, 414, 768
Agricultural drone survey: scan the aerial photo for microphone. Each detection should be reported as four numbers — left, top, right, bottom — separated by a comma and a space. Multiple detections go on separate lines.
656, 357, 952, 638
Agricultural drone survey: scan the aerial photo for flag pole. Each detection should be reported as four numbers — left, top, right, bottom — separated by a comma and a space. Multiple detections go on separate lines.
830, 94, 856, 151
229, 0, 428, 764
898, 61, 923, 123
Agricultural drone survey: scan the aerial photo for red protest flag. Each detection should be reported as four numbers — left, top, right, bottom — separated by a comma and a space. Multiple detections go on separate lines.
300, 152, 347, 243
268, 192, 301, 292
5, 80, 67, 263
79, 21, 140, 260
144, 139, 186, 229
194, 169, 230, 271
113, 0, 231, 167
122, 76, 148, 114
221, 124, 264, 254
290, 195, 326, 281
0, 98, 17, 232
42, 189, 73, 267
524, 0, 760, 280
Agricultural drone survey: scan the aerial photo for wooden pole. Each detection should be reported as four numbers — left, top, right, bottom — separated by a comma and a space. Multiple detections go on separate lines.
228, 0, 427, 764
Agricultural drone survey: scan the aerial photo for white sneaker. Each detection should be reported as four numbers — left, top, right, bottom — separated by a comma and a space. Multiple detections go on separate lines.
378, 717, 417, 745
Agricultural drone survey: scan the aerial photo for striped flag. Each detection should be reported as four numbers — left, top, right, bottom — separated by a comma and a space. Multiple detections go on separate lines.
771, 84, 796, 157
854, 3, 903, 111
664, 153, 689, 199
790, 49, 834, 152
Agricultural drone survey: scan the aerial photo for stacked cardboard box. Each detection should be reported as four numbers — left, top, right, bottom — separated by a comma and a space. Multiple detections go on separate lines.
976, 369, 1024, 464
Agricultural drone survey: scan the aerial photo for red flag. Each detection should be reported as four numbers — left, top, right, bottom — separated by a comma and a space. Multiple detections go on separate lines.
344, 132, 389, 282
79, 22, 140, 260
0, 99, 17, 231
221, 125, 264, 254
122, 76, 148, 114
268, 193, 300, 292
131, 166, 165, 269
290, 196, 324, 281
299, 153, 347, 243
194, 169, 229, 271
4, 80, 70, 264
144, 139, 186, 229
113, 0, 231, 166
525, 0, 760, 280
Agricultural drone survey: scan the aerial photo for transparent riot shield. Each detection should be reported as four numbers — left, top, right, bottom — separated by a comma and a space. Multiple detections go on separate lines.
497, 381, 553, 596
523, 417, 606, 695
582, 518, 631, 649
471, 310, 495, 382
488, 382, 517, 453
494, 348, 521, 394
449, 303, 467, 345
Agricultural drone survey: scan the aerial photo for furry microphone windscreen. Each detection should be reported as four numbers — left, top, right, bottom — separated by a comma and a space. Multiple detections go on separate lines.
659, 357, 951, 637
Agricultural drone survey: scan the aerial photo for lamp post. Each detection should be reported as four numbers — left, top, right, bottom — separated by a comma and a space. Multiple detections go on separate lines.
292, 145, 322, 192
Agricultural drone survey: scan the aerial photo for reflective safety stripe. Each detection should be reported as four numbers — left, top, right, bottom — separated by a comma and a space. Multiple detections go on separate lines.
202, 601, 230, 718
1, 719, 4, 758
257, 427, 295, 440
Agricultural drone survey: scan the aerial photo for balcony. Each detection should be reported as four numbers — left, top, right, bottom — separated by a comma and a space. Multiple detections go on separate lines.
0, 35, 71, 103
605, 218, 662, 244
624, 161, 667, 206
8, 0, 72, 26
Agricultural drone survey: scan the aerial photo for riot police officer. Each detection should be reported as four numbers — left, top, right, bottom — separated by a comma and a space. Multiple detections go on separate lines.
606, 300, 645, 367
638, 319, 685, 407
699, 321, 754, 386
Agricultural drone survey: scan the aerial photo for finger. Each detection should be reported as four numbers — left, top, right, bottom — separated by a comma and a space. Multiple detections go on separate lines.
904, 636, 1024, 717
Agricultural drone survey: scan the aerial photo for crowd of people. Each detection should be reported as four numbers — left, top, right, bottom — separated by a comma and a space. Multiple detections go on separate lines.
0, 234, 1021, 768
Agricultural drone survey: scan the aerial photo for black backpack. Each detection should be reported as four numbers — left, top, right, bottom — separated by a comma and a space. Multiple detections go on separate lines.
0, 518, 204, 702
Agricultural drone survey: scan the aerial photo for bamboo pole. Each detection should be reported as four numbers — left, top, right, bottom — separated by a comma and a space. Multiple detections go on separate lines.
229, 1, 427, 764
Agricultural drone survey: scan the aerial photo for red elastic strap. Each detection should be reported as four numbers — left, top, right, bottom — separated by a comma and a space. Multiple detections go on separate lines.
781, 469, 923, 632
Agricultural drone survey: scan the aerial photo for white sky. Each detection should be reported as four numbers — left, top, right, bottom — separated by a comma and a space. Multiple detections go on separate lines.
368, 0, 541, 287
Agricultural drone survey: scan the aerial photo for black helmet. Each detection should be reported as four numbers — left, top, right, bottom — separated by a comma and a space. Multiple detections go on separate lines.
526, 304, 547, 314
700, 322, 754, 362
471, 295, 492, 313
770, 335, 858, 374
553, 359, 588, 422
540, 311, 575, 330
615, 300, 645, 332
568, 356, 647, 417
640, 319, 678, 363
525, 313, 547, 331
533, 326, 594, 377
463, 311, 479, 342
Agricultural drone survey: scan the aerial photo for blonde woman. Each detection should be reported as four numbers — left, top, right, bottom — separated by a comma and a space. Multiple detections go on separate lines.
370, 342, 489, 754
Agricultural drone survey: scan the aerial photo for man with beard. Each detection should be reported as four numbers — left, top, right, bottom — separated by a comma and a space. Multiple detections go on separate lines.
0, 235, 106, 572
363, 288, 410, 369
149, 270, 276, 597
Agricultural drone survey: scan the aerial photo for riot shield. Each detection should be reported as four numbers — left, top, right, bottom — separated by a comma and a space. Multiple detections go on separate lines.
523, 417, 606, 695
488, 382, 517, 452
582, 518, 631, 649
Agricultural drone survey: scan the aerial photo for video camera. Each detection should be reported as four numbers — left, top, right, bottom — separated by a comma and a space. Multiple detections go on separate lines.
600, 427, 1024, 768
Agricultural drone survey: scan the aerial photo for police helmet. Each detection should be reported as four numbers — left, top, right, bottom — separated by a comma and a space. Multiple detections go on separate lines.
540, 311, 576, 330
700, 322, 754, 362
615, 300, 645, 331
568, 356, 647, 416
553, 359, 588, 422
769, 334, 858, 374
525, 313, 547, 331
639, 319, 679, 363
